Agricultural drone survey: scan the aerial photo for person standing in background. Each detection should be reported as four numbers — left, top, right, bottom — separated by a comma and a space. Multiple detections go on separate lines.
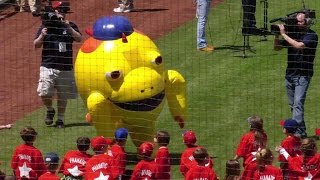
196, 0, 214, 52
274, 12, 318, 138
16, 0, 41, 16
33, 1, 82, 128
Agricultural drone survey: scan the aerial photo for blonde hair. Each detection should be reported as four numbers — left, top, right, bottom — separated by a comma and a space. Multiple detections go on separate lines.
256, 148, 273, 171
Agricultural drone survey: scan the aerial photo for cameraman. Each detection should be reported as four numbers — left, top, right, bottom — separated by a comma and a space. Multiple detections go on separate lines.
33, 2, 81, 128
274, 12, 318, 138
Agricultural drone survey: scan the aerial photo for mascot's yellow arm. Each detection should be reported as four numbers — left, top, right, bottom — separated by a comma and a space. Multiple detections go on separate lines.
165, 70, 187, 128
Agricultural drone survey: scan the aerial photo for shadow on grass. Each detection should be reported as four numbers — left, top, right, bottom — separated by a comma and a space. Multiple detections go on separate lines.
131, 8, 168, 12
47, 122, 92, 128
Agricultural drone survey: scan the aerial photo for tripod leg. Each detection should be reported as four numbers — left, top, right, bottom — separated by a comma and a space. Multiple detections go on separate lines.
243, 35, 248, 58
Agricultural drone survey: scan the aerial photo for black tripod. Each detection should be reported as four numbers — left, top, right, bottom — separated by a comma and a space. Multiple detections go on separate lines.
234, 0, 269, 58
260, 0, 269, 41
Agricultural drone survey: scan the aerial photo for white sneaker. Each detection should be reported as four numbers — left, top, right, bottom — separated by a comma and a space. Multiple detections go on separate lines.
113, 4, 132, 13
113, 7, 124, 12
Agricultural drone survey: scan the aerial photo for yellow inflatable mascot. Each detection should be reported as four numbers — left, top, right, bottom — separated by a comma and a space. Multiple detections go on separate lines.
75, 16, 187, 147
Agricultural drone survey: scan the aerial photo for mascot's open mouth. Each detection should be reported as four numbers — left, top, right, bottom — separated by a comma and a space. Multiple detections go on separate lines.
112, 90, 165, 111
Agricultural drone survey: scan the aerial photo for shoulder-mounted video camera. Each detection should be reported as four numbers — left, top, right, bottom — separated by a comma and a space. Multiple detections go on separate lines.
40, 1, 70, 34
270, 9, 316, 34
41, 6, 63, 27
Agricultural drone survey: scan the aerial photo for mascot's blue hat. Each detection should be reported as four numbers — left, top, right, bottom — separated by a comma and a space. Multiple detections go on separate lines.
115, 128, 129, 141
86, 16, 134, 41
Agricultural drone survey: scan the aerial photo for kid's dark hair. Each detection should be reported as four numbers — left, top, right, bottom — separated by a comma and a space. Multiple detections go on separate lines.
20, 126, 37, 143
256, 148, 273, 172
156, 131, 170, 146
224, 159, 240, 180
301, 138, 316, 157
77, 137, 91, 152
193, 147, 209, 164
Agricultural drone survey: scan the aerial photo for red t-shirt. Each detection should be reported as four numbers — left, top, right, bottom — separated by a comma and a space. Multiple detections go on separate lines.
253, 165, 282, 180
278, 135, 301, 180
38, 172, 60, 180
85, 154, 114, 180
241, 160, 257, 180
185, 165, 218, 180
154, 146, 170, 180
278, 136, 301, 162
110, 144, 126, 177
11, 144, 47, 179
59, 150, 92, 177
288, 154, 320, 180
180, 146, 213, 176
236, 131, 267, 167
130, 160, 157, 180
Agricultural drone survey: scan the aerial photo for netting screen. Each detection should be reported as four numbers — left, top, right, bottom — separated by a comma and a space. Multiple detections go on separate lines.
0, 0, 320, 179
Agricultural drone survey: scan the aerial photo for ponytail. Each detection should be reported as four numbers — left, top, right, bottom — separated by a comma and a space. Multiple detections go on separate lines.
256, 148, 273, 172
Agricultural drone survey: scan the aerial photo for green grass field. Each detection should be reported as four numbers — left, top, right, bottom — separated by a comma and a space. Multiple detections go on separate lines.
1, 0, 320, 179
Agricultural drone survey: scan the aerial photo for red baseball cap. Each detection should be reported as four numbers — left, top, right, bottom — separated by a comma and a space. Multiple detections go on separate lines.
138, 142, 154, 156
183, 130, 197, 145
91, 136, 108, 151
51, 1, 70, 13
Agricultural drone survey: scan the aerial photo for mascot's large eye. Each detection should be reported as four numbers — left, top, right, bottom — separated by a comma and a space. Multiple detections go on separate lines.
151, 56, 163, 65
105, 71, 122, 81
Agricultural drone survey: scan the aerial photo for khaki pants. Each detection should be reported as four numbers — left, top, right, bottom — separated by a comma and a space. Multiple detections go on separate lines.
16, 0, 40, 12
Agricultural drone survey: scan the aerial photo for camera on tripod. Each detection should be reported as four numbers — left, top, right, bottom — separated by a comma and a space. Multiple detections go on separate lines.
270, 9, 316, 34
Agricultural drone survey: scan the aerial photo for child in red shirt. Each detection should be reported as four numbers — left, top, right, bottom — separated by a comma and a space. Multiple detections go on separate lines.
253, 148, 282, 180
59, 137, 92, 179
39, 152, 60, 180
130, 142, 157, 180
110, 127, 128, 179
234, 116, 267, 168
11, 126, 47, 179
277, 138, 320, 180
85, 136, 114, 180
180, 130, 213, 177
278, 119, 301, 180
186, 147, 218, 180
154, 130, 171, 180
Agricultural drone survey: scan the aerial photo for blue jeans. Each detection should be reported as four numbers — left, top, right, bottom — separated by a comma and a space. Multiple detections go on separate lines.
196, 0, 211, 49
285, 76, 311, 136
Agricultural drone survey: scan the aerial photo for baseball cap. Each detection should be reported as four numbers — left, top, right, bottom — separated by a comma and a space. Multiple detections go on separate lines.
91, 136, 108, 151
183, 130, 197, 145
282, 119, 299, 134
114, 128, 128, 141
51, 1, 70, 13
44, 152, 59, 164
138, 142, 154, 156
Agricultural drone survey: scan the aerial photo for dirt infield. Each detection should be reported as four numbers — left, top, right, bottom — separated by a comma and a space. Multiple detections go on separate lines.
0, 0, 222, 125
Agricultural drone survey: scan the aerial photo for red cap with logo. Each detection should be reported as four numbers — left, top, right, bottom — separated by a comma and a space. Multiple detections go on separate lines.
91, 136, 108, 151
138, 142, 154, 156
183, 130, 197, 145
